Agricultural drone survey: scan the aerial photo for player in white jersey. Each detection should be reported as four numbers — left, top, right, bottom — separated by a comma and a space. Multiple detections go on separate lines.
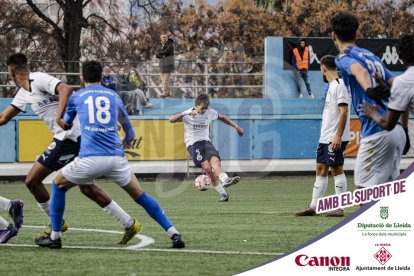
359, 33, 414, 148
295, 55, 350, 217
169, 94, 244, 202
0, 196, 23, 243
0, 53, 140, 244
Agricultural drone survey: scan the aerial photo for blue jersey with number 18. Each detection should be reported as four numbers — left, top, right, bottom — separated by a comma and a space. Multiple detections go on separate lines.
63, 84, 135, 158
335, 46, 393, 138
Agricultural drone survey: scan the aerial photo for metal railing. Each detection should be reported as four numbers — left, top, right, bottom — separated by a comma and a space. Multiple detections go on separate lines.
0, 61, 264, 98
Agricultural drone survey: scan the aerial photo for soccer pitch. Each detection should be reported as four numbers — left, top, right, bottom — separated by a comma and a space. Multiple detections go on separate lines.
0, 176, 357, 275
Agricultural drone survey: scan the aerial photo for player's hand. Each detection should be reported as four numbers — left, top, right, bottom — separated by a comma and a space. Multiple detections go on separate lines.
57, 118, 72, 130
122, 139, 132, 149
403, 127, 410, 155
236, 126, 244, 136
358, 100, 378, 118
331, 136, 341, 151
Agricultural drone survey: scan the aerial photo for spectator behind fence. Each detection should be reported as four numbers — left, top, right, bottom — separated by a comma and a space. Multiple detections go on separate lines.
128, 68, 154, 115
292, 38, 315, 99
102, 66, 116, 91
114, 67, 134, 114
156, 33, 175, 98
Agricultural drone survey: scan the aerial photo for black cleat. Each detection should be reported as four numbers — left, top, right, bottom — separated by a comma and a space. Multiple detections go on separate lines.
35, 235, 62, 249
171, 234, 185, 248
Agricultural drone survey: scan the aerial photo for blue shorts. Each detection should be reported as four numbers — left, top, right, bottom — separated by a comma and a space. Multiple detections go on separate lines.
187, 141, 221, 168
37, 138, 80, 171
316, 142, 348, 167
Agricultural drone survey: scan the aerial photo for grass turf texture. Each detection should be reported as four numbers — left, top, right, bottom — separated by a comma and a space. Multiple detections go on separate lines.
0, 176, 357, 275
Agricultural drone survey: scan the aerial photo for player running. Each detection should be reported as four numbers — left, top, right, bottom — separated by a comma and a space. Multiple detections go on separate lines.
1, 53, 140, 244
331, 12, 405, 189
169, 94, 244, 202
35, 60, 184, 249
295, 55, 350, 217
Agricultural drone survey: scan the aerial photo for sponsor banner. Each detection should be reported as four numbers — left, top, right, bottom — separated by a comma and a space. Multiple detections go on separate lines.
18, 120, 187, 161
345, 119, 362, 157
119, 120, 187, 160
283, 37, 404, 71
237, 170, 414, 275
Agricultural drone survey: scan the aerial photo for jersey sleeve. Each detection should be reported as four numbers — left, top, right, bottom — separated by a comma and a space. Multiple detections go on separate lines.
336, 83, 349, 106
337, 55, 358, 76
208, 109, 219, 120
33, 72, 62, 95
116, 95, 135, 143
63, 94, 77, 124
387, 77, 411, 112
10, 88, 27, 112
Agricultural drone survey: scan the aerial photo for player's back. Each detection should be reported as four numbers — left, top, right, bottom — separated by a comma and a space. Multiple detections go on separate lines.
69, 84, 125, 157
336, 46, 393, 138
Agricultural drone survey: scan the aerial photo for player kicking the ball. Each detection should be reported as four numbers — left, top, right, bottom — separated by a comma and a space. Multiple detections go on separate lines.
169, 94, 244, 202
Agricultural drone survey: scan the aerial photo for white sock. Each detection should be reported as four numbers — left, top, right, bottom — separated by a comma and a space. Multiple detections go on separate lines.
219, 173, 229, 183
167, 226, 179, 238
37, 200, 51, 218
0, 196, 11, 212
51, 231, 62, 240
214, 183, 226, 195
334, 173, 347, 195
102, 201, 134, 228
310, 176, 328, 209
0, 216, 10, 230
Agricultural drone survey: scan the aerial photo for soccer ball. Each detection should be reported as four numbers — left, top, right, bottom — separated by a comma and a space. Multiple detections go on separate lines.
195, 175, 212, 191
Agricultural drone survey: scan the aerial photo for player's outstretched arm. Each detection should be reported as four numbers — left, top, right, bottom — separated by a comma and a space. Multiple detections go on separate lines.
60, 95, 77, 130
0, 105, 20, 126
169, 108, 196, 123
118, 101, 136, 146
55, 83, 74, 123
358, 101, 401, 131
218, 114, 244, 136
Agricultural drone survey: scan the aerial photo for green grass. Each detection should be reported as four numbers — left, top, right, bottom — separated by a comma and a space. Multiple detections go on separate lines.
0, 176, 358, 275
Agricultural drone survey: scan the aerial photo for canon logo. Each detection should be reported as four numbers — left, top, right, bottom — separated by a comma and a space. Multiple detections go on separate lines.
295, 254, 350, 267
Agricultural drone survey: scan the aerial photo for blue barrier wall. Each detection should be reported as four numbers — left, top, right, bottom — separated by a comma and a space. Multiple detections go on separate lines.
0, 98, 326, 162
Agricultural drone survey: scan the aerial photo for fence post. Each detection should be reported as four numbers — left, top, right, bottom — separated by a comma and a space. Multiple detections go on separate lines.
205, 62, 208, 95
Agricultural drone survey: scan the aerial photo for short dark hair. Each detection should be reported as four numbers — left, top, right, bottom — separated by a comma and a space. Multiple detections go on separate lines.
330, 11, 359, 42
320, 55, 337, 71
398, 33, 414, 66
6, 53, 28, 71
82, 60, 103, 83
195, 93, 210, 106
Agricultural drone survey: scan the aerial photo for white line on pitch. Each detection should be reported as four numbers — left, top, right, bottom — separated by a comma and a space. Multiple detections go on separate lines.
0, 243, 282, 256
2, 225, 283, 256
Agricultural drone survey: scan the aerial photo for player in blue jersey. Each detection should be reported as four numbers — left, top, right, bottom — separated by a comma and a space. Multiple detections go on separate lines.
331, 11, 406, 189
35, 60, 184, 249
2, 53, 140, 244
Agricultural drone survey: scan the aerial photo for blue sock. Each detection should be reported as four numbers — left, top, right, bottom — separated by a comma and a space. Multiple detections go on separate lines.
135, 192, 173, 231
50, 181, 67, 232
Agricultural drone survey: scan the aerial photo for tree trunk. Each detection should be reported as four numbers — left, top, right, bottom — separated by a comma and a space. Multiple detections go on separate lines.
62, 0, 84, 86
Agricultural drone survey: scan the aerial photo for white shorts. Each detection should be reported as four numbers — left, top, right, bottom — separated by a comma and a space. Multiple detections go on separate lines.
355, 124, 405, 187
62, 156, 132, 187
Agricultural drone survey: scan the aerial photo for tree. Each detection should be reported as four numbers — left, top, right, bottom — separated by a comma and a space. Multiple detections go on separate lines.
0, 0, 162, 84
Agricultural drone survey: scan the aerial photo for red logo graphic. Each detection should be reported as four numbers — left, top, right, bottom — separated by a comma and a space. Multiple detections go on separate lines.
374, 247, 392, 265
